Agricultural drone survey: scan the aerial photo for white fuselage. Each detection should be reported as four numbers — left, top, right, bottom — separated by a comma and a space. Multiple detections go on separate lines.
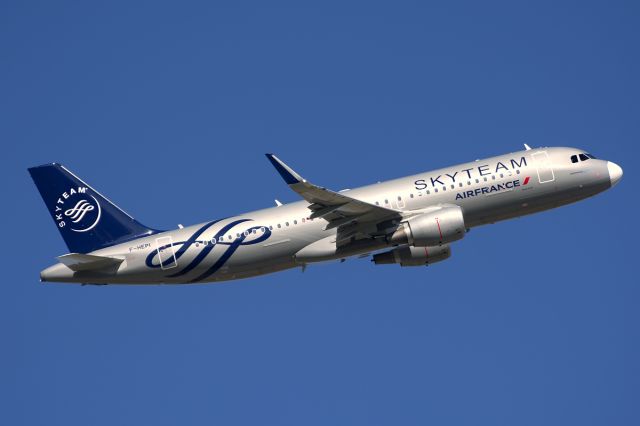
40, 147, 621, 284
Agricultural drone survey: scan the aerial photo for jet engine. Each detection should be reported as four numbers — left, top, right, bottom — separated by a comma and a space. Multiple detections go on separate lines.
388, 206, 465, 247
372, 245, 451, 267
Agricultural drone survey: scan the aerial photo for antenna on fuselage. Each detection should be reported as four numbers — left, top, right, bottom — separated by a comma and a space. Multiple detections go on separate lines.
275, 199, 283, 207
524, 143, 532, 150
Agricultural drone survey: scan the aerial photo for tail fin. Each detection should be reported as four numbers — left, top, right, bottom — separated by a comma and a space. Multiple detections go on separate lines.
28, 163, 158, 253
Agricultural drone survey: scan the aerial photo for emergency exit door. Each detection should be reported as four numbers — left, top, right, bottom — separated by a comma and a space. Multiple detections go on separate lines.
155, 236, 177, 269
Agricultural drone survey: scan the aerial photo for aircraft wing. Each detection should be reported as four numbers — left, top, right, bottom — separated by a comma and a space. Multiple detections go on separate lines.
266, 154, 401, 243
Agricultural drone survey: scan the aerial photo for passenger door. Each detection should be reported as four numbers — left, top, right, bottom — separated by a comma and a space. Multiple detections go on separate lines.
532, 151, 555, 184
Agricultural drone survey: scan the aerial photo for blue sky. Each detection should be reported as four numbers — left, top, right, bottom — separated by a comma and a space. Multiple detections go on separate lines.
2, 1, 638, 425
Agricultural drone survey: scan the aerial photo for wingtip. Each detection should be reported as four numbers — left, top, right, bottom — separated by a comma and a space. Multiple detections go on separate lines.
265, 153, 280, 165
265, 153, 302, 185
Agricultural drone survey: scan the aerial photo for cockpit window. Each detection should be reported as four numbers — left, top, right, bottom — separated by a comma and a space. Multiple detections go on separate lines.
572, 153, 596, 163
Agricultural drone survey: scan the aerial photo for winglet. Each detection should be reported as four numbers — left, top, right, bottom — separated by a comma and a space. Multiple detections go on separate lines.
265, 154, 305, 185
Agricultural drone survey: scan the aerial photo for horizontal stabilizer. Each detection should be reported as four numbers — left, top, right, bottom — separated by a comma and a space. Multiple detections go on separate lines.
57, 253, 124, 272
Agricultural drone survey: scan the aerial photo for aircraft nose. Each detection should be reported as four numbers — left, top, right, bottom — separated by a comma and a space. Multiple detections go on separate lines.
607, 161, 623, 187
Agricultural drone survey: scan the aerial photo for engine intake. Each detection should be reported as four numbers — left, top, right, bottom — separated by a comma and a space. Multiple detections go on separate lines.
372, 245, 451, 267
388, 206, 466, 247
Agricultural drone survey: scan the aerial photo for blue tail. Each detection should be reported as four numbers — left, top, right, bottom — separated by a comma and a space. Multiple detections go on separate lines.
28, 163, 159, 253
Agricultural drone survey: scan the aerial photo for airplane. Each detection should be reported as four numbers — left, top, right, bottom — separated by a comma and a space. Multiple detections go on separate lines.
29, 145, 622, 285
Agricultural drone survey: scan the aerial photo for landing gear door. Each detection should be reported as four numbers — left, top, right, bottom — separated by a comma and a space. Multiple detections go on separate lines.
532, 151, 555, 184
155, 236, 177, 270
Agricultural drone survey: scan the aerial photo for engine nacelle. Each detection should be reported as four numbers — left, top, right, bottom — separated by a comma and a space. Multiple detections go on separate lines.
388, 206, 466, 247
372, 245, 451, 267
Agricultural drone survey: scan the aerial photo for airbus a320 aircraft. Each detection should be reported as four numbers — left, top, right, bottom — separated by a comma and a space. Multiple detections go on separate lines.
29, 146, 622, 285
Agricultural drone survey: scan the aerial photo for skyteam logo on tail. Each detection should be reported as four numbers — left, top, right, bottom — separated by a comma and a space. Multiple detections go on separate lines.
53, 186, 102, 232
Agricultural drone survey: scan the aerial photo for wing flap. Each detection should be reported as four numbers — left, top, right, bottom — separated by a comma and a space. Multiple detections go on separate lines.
309, 203, 348, 220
